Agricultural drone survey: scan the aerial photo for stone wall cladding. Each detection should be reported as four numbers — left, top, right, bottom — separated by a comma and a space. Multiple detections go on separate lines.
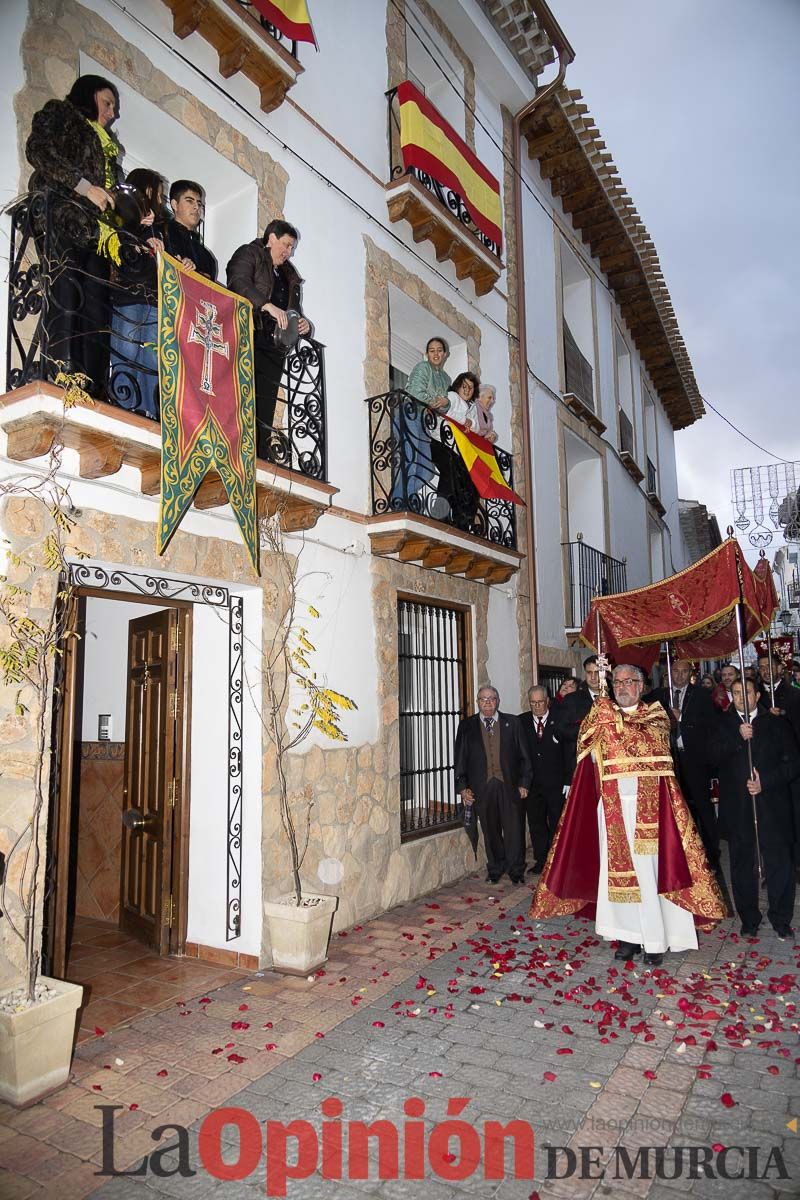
15, 0, 288, 231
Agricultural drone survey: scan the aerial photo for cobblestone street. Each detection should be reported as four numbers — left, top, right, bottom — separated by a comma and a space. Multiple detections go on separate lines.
1, 868, 798, 1200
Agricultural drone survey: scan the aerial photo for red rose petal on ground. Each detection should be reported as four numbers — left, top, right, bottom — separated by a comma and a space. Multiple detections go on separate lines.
129, 1104, 139, 1111
315, 1032, 325, 1038
198, 997, 211, 1005
94, 1027, 105, 1037
720, 1092, 737, 1108
91, 1084, 102, 1091
372, 1021, 385, 1028
227, 1053, 246, 1064
265, 1043, 277, 1051
767, 1065, 780, 1075
644, 1070, 657, 1080
312, 1072, 322, 1082
556, 1048, 573, 1055
543, 1071, 557, 1082
238, 1004, 249, 1011
211, 1047, 223, 1055
429, 1071, 443, 1078
156, 1069, 168, 1078
712, 1142, 725, 1153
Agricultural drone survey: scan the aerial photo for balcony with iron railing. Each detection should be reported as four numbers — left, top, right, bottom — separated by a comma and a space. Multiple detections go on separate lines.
365, 389, 521, 583
2, 190, 334, 532
160, 0, 304, 113
562, 320, 605, 435
384, 86, 503, 297
563, 537, 627, 630
618, 407, 644, 483
645, 455, 665, 515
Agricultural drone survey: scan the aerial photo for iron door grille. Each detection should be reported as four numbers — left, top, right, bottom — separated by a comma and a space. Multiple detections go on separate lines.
397, 599, 468, 840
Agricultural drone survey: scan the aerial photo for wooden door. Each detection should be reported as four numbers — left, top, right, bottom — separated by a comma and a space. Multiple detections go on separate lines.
119, 609, 180, 952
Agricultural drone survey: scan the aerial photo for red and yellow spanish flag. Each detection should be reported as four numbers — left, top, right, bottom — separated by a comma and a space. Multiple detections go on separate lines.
397, 80, 502, 251
444, 419, 523, 505
157, 252, 259, 573
252, 0, 317, 47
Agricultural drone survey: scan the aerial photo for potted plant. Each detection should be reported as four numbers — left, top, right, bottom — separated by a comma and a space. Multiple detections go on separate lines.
259, 514, 357, 975
0, 388, 87, 1104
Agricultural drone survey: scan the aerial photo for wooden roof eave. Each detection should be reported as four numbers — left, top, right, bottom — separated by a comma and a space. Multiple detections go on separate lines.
522, 91, 704, 431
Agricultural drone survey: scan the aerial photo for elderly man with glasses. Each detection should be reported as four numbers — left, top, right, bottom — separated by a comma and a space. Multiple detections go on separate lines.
530, 664, 725, 965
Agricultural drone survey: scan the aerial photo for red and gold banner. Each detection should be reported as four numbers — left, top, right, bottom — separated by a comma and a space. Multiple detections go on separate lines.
252, 0, 317, 47
157, 252, 258, 573
397, 80, 502, 251
444, 419, 524, 505
581, 538, 777, 670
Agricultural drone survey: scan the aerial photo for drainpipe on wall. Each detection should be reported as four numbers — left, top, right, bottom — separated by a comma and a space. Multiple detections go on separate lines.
511, 4, 574, 685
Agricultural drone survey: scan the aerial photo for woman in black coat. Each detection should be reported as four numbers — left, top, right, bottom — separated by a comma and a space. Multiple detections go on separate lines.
25, 74, 123, 394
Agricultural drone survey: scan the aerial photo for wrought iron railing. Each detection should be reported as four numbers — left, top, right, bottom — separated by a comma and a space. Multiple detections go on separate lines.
619, 408, 634, 457
563, 539, 627, 629
366, 389, 517, 550
233, 1, 299, 58
563, 319, 594, 411
386, 88, 501, 260
5, 190, 327, 481
646, 456, 658, 495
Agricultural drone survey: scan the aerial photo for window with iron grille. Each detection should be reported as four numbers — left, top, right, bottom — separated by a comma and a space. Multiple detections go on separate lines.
397, 598, 469, 841
538, 664, 574, 699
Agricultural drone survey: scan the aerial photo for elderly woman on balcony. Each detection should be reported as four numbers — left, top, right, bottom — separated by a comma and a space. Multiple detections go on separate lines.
391, 336, 451, 510
25, 74, 124, 395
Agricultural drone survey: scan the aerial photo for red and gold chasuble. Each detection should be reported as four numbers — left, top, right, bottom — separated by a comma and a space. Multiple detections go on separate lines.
530, 698, 725, 927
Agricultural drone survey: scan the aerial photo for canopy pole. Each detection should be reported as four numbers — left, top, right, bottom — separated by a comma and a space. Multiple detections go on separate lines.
664, 641, 674, 702
734, 599, 764, 887
595, 595, 608, 697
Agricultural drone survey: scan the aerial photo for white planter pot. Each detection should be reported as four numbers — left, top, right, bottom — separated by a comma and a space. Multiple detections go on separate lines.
0, 976, 83, 1107
263, 892, 338, 975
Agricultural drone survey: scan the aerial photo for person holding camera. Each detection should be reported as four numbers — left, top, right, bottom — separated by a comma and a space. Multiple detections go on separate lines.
226, 220, 311, 459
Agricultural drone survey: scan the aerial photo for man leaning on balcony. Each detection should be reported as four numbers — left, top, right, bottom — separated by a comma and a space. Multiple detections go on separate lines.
392, 336, 451, 510
226, 219, 311, 461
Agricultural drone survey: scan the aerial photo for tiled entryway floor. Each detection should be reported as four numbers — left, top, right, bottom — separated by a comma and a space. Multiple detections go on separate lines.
66, 917, 247, 1043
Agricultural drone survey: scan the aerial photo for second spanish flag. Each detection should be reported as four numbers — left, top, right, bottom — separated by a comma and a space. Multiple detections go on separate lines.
397, 80, 502, 252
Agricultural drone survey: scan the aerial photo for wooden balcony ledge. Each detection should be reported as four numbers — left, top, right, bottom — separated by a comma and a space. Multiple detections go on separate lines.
385, 175, 503, 297
367, 512, 521, 584
619, 450, 645, 485
160, 0, 302, 113
562, 391, 606, 436
0, 384, 336, 533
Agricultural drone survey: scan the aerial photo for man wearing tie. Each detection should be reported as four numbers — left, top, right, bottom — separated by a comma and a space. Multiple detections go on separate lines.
518, 686, 569, 874
454, 686, 532, 884
553, 655, 602, 781
648, 659, 718, 868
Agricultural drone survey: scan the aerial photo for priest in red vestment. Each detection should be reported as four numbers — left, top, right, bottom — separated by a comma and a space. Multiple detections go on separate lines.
529, 664, 726, 965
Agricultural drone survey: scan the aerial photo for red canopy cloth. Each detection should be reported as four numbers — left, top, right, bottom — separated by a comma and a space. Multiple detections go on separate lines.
580, 538, 778, 670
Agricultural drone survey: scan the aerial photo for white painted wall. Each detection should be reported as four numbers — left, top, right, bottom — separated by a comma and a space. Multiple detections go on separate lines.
81, 597, 162, 742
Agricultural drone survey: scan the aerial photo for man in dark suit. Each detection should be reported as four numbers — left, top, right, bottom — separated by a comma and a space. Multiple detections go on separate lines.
710, 678, 798, 939
518, 685, 568, 874
552, 655, 601, 781
757, 653, 800, 746
454, 685, 532, 884
647, 658, 718, 868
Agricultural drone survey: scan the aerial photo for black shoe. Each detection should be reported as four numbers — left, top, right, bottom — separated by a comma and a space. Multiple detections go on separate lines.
532, 861, 545, 873
774, 925, 795, 942
509, 875, 525, 885
740, 922, 760, 938
486, 872, 501, 884
613, 941, 641, 961
642, 952, 663, 966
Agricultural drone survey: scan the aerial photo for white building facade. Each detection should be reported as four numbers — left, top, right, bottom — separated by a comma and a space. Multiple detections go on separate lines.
0, 0, 704, 987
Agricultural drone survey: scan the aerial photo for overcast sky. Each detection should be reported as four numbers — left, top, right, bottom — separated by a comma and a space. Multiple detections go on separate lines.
547, 0, 800, 556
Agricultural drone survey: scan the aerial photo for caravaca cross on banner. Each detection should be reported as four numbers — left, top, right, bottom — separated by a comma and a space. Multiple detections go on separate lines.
157, 252, 259, 573
252, 0, 317, 47
397, 80, 502, 252
443, 418, 524, 506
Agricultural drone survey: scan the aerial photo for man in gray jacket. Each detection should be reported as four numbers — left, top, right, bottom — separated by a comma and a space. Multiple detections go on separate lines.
226, 219, 311, 458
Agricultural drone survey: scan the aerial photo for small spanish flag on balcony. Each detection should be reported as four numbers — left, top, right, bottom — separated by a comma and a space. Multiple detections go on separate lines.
444, 420, 524, 506
397, 80, 502, 251
252, 0, 317, 47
